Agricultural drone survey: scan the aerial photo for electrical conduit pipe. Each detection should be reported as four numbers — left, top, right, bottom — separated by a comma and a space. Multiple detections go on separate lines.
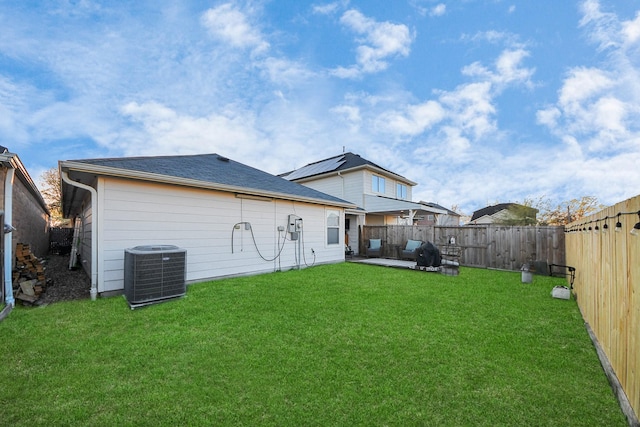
61, 171, 98, 300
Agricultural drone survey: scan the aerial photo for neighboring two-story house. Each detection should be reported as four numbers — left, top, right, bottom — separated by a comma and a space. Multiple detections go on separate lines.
280, 152, 448, 254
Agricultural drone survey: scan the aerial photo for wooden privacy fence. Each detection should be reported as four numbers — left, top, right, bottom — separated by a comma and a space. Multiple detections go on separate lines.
566, 194, 640, 422
361, 224, 565, 271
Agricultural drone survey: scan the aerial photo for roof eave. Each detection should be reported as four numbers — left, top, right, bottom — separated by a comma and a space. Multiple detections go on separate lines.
1, 152, 50, 215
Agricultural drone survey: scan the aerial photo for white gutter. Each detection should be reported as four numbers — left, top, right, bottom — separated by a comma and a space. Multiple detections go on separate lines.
3, 168, 15, 307
61, 171, 98, 301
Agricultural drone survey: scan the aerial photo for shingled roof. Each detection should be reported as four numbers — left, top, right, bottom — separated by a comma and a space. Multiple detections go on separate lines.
280, 152, 414, 184
470, 203, 537, 221
60, 154, 354, 215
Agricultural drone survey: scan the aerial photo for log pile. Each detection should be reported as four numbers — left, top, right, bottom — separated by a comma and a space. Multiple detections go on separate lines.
12, 243, 48, 305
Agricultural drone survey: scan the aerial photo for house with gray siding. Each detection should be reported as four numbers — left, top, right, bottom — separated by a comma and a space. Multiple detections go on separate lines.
59, 153, 355, 299
280, 152, 448, 254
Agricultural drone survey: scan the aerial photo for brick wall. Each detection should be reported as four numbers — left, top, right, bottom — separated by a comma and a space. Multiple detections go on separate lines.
12, 176, 49, 257
1, 168, 50, 260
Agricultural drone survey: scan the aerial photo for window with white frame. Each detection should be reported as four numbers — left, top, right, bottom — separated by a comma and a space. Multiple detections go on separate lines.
397, 183, 407, 199
326, 210, 340, 245
372, 175, 385, 193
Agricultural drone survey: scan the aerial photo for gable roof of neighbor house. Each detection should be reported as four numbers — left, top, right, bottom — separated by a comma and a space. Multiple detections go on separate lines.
280, 152, 417, 185
60, 154, 355, 216
470, 203, 537, 222
0, 146, 49, 214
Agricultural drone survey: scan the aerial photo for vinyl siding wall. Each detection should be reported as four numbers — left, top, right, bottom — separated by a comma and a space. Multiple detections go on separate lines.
96, 178, 345, 293
299, 172, 365, 208
79, 201, 93, 278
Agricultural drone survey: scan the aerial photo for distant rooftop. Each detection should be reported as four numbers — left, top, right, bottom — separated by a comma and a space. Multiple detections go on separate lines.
280, 152, 412, 183
470, 203, 537, 221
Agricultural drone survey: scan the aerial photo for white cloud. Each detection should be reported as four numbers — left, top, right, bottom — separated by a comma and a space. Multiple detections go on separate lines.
440, 126, 471, 153
495, 49, 534, 85
621, 12, 640, 45
439, 81, 496, 140
579, 0, 620, 51
201, 3, 269, 54
376, 100, 445, 136
120, 101, 264, 158
558, 67, 613, 106
334, 9, 413, 76
463, 49, 534, 88
259, 57, 317, 85
329, 65, 361, 79
535, 107, 561, 129
312, 2, 346, 15
464, 30, 525, 50
331, 105, 361, 126
430, 4, 446, 17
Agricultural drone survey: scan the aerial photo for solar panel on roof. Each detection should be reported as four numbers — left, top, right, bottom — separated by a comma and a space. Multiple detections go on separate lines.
283, 156, 345, 180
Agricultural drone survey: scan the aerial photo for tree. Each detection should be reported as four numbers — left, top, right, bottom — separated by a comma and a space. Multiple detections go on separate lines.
497, 203, 538, 226
39, 167, 69, 227
537, 196, 604, 225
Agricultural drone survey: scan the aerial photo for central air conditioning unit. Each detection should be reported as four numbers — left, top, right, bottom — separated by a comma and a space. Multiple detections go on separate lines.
124, 245, 186, 309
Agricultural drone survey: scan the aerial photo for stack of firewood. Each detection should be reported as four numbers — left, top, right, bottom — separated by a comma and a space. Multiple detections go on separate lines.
12, 243, 47, 305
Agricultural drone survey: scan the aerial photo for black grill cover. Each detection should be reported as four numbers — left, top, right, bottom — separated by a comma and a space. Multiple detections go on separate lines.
416, 242, 441, 267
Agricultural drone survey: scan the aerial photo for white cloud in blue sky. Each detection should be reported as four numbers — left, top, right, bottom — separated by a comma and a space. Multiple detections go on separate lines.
1, 0, 640, 214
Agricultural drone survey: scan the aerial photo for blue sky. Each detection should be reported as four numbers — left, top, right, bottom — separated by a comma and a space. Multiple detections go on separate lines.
1, 0, 640, 214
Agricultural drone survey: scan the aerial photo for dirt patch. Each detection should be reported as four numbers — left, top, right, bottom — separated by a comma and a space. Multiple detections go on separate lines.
38, 254, 91, 304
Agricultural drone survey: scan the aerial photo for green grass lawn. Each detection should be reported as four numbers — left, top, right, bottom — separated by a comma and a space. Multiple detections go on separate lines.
0, 263, 626, 426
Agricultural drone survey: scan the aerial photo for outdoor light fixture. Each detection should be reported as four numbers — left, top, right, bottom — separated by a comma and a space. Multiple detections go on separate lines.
594, 223, 599, 233
602, 222, 609, 233
615, 213, 622, 233
631, 211, 640, 236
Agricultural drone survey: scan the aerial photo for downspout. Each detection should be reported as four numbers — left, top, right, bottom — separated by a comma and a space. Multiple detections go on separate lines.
3, 168, 15, 307
61, 171, 98, 301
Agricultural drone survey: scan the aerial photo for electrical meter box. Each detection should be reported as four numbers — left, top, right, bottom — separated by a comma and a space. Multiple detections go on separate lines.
287, 215, 302, 233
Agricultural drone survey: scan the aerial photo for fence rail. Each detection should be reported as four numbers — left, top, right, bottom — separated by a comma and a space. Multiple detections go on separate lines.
361, 224, 565, 271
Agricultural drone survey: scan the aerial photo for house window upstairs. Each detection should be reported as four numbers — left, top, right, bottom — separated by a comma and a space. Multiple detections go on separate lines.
372, 175, 385, 194
396, 183, 407, 200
